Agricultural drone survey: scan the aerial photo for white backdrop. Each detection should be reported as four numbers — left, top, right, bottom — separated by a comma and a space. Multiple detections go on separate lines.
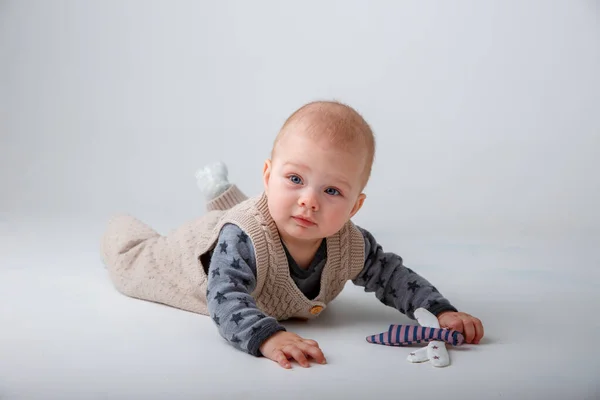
1, 1, 599, 399
2, 0, 598, 238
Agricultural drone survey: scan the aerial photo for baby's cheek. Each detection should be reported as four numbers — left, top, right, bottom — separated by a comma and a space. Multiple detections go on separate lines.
328, 212, 351, 232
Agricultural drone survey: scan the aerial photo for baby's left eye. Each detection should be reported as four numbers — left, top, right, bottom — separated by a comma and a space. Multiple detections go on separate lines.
325, 188, 340, 196
289, 175, 302, 184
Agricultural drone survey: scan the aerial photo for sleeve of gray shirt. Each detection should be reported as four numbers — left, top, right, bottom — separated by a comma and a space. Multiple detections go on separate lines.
206, 223, 286, 357
352, 226, 458, 320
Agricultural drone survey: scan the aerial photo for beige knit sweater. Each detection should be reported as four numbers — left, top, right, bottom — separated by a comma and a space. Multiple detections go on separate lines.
100, 185, 365, 320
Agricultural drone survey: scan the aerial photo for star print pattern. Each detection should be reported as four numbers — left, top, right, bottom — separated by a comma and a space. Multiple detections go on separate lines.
207, 224, 286, 357
237, 231, 248, 243
238, 297, 251, 308
231, 312, 244, 325
206, 223, 457, 357
230, 258, 241, 270
351, 226, 457, 320
219, 242, 228, 254
407, 280, 420, 292
214, 291, 227, 304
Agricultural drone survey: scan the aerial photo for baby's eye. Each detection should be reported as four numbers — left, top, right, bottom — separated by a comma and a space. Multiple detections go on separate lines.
325, 188, 340, 196
289, 175, 303, 185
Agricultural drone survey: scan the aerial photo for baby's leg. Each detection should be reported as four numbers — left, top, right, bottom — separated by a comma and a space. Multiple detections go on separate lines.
100, 215, 205, 313
101, 215, 163, 302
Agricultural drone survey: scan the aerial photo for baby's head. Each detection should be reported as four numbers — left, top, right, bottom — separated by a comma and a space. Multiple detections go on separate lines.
263, 100, 375, 245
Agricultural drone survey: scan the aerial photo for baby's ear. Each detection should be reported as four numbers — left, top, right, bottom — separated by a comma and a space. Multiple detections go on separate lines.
262, 159, 272, 192
349, 193, 366, 218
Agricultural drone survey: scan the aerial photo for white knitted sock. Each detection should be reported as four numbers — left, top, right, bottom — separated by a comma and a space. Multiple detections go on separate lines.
195, 161, 231, 201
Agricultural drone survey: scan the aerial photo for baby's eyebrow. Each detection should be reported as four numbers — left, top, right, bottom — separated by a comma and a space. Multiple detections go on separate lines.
282, 162, 310, 171
334, 178, 352, 190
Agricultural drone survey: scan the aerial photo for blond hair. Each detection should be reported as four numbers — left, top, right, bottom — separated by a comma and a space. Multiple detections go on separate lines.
271, 100, 376, 188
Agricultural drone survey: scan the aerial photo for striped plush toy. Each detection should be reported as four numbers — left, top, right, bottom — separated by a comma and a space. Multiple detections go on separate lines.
366, 308, 465, 367
366, 324, 464, 347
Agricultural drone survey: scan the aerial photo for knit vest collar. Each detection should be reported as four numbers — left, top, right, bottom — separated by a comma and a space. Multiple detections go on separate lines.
249, 192, 344, 318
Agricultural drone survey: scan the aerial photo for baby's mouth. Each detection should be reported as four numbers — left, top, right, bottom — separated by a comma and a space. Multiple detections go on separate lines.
292, 215, 316, 227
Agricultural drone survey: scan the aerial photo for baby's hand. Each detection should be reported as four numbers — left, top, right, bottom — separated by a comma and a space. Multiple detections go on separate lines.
437, 311, 484, 344
259, 331, 327, 369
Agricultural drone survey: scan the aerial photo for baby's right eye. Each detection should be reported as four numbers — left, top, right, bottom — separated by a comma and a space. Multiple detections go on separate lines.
289, 175, 303, 185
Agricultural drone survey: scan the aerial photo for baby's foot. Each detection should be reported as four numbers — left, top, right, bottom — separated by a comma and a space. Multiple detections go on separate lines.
195, 161, 231, 200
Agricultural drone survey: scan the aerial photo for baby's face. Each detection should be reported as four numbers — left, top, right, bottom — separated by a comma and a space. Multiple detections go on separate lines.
263, 131, 366, 246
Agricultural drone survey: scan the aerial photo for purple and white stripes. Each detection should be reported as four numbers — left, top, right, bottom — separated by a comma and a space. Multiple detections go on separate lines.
366, 324, 465, 346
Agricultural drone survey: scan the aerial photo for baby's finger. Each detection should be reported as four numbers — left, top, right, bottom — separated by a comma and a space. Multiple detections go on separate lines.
303, 339, 320, 347
461, 318, 476, 343
284, 345, 310, 368
273, 350, 291, 369
443, 318, 463, 333
298, 341, 327, 364
473, 318, 484, 344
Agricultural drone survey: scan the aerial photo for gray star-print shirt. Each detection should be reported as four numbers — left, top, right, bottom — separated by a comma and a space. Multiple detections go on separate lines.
206, 223, 458, 357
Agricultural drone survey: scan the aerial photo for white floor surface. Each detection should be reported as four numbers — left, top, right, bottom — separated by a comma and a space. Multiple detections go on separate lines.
1, 215, 599, 400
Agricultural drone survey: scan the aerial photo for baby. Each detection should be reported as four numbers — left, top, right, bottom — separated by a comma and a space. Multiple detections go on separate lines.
101, 100, 484, 369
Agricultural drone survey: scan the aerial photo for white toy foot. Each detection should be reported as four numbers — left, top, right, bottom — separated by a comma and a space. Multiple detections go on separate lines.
195, 161, 231, 200
427, 340, 450, 367
407, 347, 429, 363
414, 307, 441, 329
412, 307, 452, 368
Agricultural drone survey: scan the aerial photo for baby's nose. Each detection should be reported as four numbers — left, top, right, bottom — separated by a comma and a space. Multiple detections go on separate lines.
299, 192, 319, 210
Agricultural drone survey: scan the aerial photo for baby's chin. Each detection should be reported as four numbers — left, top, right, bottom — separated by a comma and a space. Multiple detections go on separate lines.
275, 222, 322, 241
280, 223, 342, 242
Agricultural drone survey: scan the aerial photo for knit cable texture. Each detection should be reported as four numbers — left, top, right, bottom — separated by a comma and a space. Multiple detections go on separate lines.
101, 184, 365, 320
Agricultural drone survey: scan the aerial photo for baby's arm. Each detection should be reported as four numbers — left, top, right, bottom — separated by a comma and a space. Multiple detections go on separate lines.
352, 226, 458, 319
207, 223, 286, 356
